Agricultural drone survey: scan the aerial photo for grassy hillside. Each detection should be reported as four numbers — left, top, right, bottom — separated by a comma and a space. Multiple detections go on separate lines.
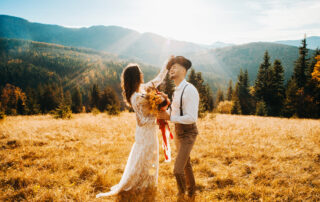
0, 113, 319, 201
0, 38, 160, 103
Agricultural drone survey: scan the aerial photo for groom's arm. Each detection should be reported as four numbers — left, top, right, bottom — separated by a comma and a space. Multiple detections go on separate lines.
157, 87, 199, 124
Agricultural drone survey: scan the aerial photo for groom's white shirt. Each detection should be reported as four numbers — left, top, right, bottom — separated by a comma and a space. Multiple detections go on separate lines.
169, 79, 199, 124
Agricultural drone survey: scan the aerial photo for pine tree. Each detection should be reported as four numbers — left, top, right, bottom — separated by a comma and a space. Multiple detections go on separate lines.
254, 50, 274, 115
293, 36, 309, 88
64, 90, 72, 107
283, 79, 298, 117
254, 51, 271, 101
234, 69, 253, 115
90, 84, 100, 110
231, 84, 242, 115
227, 80, 233, 101
187, 69, 214, 114
270, 59, 285, 116
188, 69, 197, 87
287, 36, 312, 118
71, 87, 82, 113
215, 89, 224, 106
40, 84, 61, 113
204, 83, 214, 111
17, 97, 26, 115
25, 87, 40, 115
256, 101, 267, 116
99, 87, 120, 113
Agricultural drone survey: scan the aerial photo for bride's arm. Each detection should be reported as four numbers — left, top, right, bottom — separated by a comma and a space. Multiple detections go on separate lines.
142, 59, 170, 89
133, 94, 155, 127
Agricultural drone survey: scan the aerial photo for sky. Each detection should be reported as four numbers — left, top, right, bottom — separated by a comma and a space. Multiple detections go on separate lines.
1, 0, 320, 45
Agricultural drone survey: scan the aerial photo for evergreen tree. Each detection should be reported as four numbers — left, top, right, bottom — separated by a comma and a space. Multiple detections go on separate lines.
64, 90, 72, 107
234, 69, 253, 115
215, 89, 224, 105
71, 87, 82, 113
188, 69, 197, 87
99, 87, 120, 113
25, 87, 40, 115
90, 84, 100, 110
283, 79, 298, 117
255, 101, 267, 116
187, 69, 214, 114
270, 59, 285, 116
17, 97, 26, 115
203, 83, 214, 112
254, 51, 271, 101
287, 36, 312, 118
293, 36, 309, 88
227, 80, 233, 101
39, 84, 61, 113
207, 87, 215, 112
254, 50, 274, 115
231, 84, 242, 115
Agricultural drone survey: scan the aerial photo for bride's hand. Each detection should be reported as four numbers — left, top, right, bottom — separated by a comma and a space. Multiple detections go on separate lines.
158, 92, 168, 99
166, 55, 175, 70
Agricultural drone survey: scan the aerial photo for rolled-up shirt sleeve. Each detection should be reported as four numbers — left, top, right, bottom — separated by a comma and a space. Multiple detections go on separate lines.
170, 86, 199, 124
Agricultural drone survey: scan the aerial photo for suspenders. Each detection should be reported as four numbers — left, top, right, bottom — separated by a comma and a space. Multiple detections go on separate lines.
180, 84, 188, 116
169, 83, 189, 117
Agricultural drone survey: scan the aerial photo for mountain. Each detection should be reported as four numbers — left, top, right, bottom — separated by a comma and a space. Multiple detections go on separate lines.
207, 41, 234, 49
275, 36, 320, 50
186, 42, 316, 87
0, 15, 206, 66
0, 38, 160, 105
0, 15, 317, 92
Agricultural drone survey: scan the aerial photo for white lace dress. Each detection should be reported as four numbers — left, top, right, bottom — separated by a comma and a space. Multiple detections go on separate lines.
96, 64, 168, 198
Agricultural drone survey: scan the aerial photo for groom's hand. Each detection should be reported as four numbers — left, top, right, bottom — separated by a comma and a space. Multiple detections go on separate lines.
157, 111, 170, 120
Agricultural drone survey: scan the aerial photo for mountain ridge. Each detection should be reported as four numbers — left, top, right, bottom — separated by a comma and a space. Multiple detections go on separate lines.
0, 14, 317, 92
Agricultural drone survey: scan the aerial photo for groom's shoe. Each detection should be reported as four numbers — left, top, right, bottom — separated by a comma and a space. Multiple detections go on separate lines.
187, 188, 196, 201
175, 173, 186, 196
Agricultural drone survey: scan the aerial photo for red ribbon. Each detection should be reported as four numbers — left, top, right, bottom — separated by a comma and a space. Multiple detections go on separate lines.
155, 89, 173, 161
157, 119, 173, 160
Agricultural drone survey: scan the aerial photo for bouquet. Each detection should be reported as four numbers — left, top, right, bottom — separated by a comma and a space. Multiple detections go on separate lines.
145, 85, 173, 162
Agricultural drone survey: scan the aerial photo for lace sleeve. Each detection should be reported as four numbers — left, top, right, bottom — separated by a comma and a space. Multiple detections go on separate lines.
131, 93, 156, 127
141, 60, 168, 90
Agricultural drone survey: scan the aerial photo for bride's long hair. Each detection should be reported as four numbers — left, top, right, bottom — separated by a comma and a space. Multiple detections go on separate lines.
121, 63, 143, 106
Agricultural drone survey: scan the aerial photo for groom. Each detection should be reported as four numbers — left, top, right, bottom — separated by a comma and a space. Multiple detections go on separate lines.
158, 56, 199, 199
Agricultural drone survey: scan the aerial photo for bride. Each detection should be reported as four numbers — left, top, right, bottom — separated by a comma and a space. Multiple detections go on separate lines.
96, 60, 169, 198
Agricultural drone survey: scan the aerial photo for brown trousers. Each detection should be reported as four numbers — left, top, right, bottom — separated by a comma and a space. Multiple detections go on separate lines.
174, 123, 198, 194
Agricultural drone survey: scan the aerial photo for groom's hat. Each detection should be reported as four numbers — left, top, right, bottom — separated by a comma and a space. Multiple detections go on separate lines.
167, 56, 192, 71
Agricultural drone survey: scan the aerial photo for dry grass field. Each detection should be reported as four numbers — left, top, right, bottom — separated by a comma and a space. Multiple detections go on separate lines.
0, 112, 320, 201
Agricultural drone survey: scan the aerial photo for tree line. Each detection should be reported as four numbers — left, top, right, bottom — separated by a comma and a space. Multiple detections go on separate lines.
0, 83, 120, 117
215, 37, 320, 118
1, 37, 319, 118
